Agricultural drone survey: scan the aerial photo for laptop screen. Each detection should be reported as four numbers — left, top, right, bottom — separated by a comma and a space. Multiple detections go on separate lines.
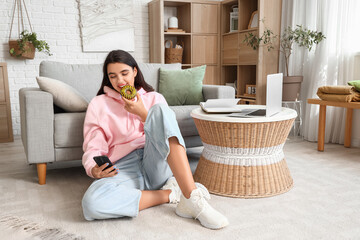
266, 73, 283, 117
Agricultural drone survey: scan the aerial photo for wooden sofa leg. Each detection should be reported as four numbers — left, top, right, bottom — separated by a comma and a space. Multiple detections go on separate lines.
37, 163, 47, 185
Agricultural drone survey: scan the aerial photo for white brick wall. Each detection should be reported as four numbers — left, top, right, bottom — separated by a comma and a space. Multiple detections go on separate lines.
0, 0, 152, 135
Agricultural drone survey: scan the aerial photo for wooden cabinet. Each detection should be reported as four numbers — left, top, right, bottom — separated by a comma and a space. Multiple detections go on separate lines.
221, 0, 282, 104
192, 35, 218, 64
148, 0, 221, 85
192, 3, 218, 34
0, 63, 13, 142
222, 33, 238, 64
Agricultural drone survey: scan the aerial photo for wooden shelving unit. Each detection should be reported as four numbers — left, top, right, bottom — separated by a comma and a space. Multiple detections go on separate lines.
0, 63, 13, 142
148, 0, 282, 103
148, 0, 221, 85
220, 0, 282, 104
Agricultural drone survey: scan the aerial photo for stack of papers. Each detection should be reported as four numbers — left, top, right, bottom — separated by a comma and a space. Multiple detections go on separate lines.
200, 99, 241, 113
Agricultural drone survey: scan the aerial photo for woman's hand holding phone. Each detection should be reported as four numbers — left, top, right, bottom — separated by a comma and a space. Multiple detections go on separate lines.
92, 155, 119, 179
91, 163, 118, 179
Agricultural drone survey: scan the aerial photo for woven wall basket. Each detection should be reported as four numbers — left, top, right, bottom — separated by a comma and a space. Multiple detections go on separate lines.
9, 40, 35, 59
193, 118, 295, 198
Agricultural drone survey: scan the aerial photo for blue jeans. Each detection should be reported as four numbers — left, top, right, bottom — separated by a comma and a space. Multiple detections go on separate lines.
82, 104, 186, 220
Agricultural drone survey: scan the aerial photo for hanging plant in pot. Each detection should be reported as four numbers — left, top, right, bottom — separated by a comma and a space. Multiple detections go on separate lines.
9, 30, 52, 59
8, 0, 51, 59
280, 25, 325, 101
243, 24, 325, 101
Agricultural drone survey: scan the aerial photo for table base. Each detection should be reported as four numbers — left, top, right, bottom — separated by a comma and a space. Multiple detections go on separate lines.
194, 156, 293, 198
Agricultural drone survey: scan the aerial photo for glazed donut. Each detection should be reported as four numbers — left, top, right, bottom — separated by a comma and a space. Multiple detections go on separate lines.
120, 85, 137, 100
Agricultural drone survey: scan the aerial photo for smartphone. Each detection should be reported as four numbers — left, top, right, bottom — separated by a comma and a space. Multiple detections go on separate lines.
93, 155, 114, 172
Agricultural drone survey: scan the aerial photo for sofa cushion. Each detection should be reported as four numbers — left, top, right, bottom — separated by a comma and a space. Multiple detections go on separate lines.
159, 65, 206, 106
137, 62, 181, 91
40, 61, 103, 102
54, 112, 86, 148
170, 105, 199, 137
36, 76, 88, 112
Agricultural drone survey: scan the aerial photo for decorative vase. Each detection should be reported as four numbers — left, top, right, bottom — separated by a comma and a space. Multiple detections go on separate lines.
282, 76, 303, 101
9, 40, 35, 59
168, 17, 178, 29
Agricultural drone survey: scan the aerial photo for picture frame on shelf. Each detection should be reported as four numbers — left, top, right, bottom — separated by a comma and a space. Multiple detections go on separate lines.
248, 11, 258, 29
244, 84, 256, 97
229, 6, 238, 33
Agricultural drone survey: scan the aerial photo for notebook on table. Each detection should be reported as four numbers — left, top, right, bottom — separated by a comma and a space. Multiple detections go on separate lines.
229, 73, 283, 118
200, 98, 241, 113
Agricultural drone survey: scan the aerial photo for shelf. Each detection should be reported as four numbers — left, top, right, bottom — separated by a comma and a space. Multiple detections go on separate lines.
164, 32, 191, 35
222, 31, 238, 36
222, 64, 238, 66
237, 95, 256, 100
164, 1, 190, 7
238, 28, 258, 33
222, 28, 258, 36
222, 0, 238, 5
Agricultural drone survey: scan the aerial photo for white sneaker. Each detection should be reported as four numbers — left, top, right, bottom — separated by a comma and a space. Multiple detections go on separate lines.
175, 188, 229, 229
162, 177, 210, 204
161, 177, 181, 204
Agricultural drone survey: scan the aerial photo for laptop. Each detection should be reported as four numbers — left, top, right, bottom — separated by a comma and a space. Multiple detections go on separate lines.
229, 73, 283, 118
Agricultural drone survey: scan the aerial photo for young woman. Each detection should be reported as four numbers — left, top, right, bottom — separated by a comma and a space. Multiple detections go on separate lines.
81, 50, 228, 229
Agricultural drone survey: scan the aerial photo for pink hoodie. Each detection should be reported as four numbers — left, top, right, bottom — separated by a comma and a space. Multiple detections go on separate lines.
82, 86, 167, 178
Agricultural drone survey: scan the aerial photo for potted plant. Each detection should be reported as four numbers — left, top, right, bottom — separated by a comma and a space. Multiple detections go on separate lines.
244, 24, 325, 100
280, 25, 325, 100
9, 30, 52, 59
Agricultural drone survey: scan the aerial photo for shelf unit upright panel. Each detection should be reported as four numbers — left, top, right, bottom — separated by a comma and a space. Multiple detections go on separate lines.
149, 0, 163, 63
256, 0, 282, 105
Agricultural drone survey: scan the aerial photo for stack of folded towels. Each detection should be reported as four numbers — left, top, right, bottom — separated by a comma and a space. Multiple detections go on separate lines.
317, 80, 360, 102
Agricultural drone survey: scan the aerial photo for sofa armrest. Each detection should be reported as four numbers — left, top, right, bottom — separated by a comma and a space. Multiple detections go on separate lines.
19, 88, 55, 164
202, 84, 235, 100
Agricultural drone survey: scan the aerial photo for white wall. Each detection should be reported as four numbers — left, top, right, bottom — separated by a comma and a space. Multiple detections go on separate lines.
0, 0, 151, 135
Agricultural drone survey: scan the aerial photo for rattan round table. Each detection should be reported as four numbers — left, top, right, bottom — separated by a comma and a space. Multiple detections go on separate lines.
191, 106, 297, 198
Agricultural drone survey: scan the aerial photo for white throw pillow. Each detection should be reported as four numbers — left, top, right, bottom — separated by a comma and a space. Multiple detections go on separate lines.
36, 76, 88, 112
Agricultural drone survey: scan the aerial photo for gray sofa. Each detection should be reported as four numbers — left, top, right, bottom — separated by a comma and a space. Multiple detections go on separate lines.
19, 61, 235, 184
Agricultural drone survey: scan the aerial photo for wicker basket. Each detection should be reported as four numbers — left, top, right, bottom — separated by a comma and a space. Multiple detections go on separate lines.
193, 118, 295, 198
9, 40, 35, 59
165, 40, 183, 64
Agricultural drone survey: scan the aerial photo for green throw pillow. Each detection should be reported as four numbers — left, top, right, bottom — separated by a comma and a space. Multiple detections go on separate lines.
159, 65, 206, 106
348, 80, 360, 92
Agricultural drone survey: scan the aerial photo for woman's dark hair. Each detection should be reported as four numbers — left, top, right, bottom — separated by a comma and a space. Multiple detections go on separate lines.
97, 50, 154, 95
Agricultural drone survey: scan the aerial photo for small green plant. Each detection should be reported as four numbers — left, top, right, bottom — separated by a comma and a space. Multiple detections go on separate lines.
243, 28, 277, 52
280, 25, 325, 76
9, 30, 52, 57
243, 19, 277, 52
